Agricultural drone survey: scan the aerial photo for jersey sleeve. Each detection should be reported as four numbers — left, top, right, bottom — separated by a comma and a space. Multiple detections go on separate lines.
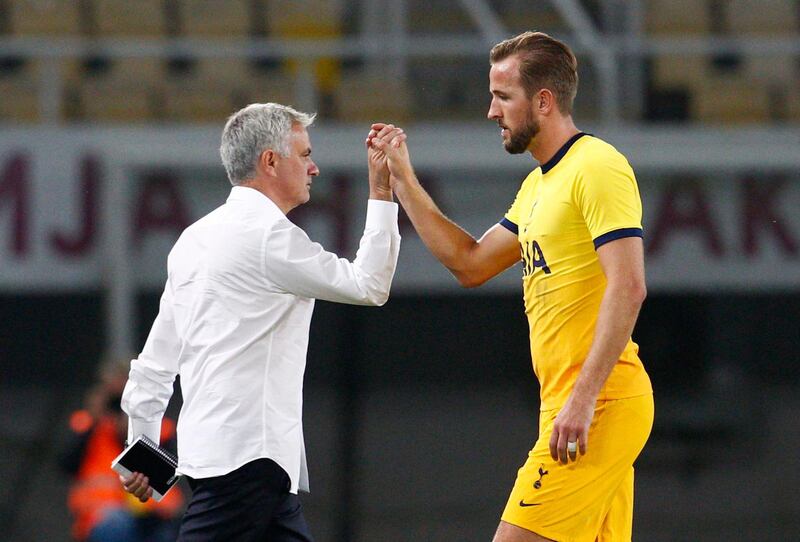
502, 173, 535, 235
574, 154, 643, 249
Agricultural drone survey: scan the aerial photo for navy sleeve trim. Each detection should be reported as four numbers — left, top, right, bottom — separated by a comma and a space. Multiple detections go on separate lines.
593, 227, 643, 250
499, 218, 518, 235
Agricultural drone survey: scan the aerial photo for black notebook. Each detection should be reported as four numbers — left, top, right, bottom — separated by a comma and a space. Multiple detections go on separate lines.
111, 434, 180, 502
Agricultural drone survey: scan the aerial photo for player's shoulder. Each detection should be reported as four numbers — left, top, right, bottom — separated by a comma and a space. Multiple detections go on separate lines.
575, 134, 629, 165
572, 136, 636, 184
522, 166, 541, 184
511, 167, 540, 198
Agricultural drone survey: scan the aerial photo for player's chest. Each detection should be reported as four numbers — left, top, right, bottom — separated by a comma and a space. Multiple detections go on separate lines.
517, 181, 581, 241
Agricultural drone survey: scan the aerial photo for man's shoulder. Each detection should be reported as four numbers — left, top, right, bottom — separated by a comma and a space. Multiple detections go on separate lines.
575, 135, 630, 166
191, 199, 286, 231
518, 167, 541, 189
169, 203, 278, 258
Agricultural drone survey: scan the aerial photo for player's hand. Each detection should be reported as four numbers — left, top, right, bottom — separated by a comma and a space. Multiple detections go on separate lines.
120, 472, 153, 503
367, 123, 413, 184
549, 394, 594, 464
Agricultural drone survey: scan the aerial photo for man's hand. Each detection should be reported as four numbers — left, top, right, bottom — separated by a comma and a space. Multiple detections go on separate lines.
549, 394, 595, 464
120, 472, 153, 503
367, 146, 391, 197
367, 123, 414, 186
365, 125, 395, 201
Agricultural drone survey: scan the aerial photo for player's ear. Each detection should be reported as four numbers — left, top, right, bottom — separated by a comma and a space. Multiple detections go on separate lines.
537, 89, 556, 115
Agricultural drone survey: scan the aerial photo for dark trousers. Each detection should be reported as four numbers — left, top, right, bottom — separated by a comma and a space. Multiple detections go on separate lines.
177, 458, 314, 542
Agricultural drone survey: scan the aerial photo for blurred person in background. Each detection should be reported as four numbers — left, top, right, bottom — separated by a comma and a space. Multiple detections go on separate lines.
119, 103, 402, 541
370, 31, 653, 542
60, 359, 183, 542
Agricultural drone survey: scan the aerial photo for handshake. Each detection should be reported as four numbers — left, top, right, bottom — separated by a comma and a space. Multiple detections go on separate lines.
364, 122, 416, 201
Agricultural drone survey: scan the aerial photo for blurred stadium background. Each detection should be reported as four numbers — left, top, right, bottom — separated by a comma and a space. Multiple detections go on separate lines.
1, 0, 799, 540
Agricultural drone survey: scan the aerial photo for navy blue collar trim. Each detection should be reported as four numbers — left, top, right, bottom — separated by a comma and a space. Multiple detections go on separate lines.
539, 132, 587, 174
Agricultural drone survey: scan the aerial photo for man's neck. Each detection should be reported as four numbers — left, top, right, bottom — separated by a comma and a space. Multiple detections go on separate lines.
239, 180, 293, 215
528, 116, 580, 165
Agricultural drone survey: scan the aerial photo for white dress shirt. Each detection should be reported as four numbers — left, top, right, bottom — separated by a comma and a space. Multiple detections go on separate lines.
122, 186, 400, 493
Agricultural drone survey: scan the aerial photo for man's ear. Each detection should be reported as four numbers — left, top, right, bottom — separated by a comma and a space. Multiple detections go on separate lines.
536, 89, 556, 116
259, 149, 278, 176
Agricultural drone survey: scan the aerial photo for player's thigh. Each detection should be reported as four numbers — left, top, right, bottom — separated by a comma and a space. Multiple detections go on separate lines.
493, 520, 556, 542
501, 395, 653, 542
596, 467, 634, 542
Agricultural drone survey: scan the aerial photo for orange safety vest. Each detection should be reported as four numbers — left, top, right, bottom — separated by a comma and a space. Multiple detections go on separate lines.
66, 411, 184, 541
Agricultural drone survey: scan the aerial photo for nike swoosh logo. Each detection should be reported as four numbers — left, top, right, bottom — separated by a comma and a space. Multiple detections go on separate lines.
519, 499, 541, 507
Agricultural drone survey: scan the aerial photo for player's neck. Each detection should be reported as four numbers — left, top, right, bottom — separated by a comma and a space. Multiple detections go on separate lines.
528, 117, 580, 166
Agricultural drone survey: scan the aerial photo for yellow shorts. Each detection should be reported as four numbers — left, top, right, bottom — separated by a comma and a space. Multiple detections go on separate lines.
501, 394, 654, 542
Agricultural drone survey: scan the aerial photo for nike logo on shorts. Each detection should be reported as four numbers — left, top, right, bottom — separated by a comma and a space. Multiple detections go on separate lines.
519, 499, 542, 507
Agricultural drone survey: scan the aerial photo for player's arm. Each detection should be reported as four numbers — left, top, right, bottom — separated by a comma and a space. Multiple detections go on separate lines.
549, 236, 646, 463
393, 180, 519, 287
369, 124, 520, 287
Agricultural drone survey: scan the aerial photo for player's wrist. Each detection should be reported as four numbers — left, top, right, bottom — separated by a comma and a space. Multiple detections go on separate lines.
392, 167, 416, 184
568, 381, 600, 407
389, 171, 418, 193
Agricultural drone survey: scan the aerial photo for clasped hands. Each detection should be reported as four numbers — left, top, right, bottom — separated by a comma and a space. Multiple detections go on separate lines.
365, 123, 414, 198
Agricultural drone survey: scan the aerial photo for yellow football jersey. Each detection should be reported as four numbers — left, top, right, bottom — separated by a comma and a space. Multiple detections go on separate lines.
503, 133, 652, 410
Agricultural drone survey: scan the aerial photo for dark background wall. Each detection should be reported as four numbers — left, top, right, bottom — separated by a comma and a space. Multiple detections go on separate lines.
3, 291, 796, 390
1, 291, 798, 541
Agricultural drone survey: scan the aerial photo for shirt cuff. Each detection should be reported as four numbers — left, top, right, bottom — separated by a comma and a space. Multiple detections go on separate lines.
128, 418, 163, 445
365, 199, 399, 232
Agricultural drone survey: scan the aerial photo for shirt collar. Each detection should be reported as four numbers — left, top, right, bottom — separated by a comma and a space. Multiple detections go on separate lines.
227, 185, 284, 214
539, 132, 588, 174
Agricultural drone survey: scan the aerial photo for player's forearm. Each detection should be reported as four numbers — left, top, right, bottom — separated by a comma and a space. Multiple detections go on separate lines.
392, 177, 481, 285
571, 282, 646, 404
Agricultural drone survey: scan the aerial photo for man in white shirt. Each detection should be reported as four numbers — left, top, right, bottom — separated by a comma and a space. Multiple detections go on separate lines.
119, 103, 403, 541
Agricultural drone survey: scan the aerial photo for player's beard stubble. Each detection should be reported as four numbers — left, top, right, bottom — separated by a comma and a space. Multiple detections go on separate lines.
504, 109, 540, 155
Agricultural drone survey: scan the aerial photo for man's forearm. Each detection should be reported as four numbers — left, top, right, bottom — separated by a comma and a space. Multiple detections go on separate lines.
122, 358, 176, 444
368, 168, 393, 202
392, 177, 479, 283
369, 187, 394, 202
570, 283, 645, 404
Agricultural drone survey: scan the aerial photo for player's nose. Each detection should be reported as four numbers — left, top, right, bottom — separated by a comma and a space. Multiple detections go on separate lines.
487, 98, 501, 120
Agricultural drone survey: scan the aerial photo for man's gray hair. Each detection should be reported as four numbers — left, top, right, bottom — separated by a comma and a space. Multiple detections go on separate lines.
220, 103, 316, 186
